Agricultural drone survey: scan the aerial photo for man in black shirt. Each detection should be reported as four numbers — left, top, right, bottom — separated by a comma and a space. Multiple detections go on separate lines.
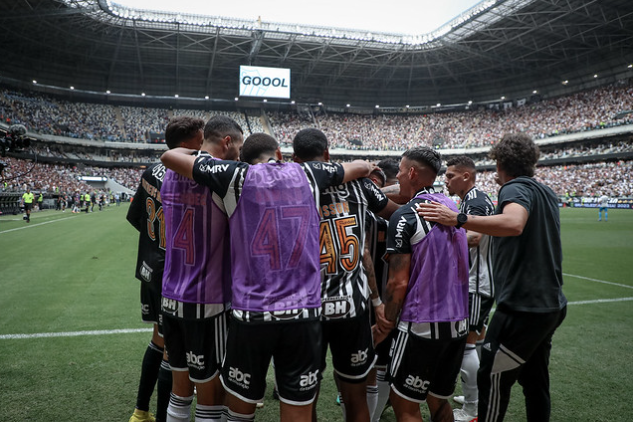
419, 133, 567, 422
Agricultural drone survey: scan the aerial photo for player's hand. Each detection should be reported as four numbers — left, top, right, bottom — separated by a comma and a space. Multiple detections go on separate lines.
375, 312, 396, 339
372, 324, 390, 346
373, 303, 390, 331
416, 201, 458, 226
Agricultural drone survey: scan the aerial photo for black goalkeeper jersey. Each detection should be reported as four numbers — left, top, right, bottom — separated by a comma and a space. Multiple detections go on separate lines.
127, 162, 167, 287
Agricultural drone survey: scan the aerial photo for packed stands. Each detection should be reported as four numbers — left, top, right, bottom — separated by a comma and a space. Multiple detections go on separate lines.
270, 81, 633, 150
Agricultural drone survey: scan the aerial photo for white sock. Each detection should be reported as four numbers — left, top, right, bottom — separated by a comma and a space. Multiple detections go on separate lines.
366, 384, 378, 420
166, 393, 194, 422
460, 346, 479, 404
372, 369, 391, 422
195, 404, 224, 422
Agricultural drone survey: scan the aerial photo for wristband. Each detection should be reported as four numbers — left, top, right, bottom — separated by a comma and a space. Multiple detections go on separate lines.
372, 297, 383, 307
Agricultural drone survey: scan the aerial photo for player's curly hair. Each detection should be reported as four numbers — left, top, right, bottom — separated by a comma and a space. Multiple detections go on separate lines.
165, 116, 205, 149
489, 133, 540, 178
402, 146, 442, 175
292, 128, 328, 161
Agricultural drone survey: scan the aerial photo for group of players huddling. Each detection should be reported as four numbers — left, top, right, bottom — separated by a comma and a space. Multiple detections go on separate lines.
126, 114, 566, 422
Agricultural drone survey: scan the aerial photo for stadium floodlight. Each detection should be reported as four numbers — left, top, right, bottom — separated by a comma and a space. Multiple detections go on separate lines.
533, 90, 538, 94
562, 80, 569, 85
70, 86, 74, 90
291, 100, 295, 105
234, 97, 238, 101
318, 102, 323, 106
346, 104, 351, 108
436, 103, 441, 107
141, 92, 146, 96
406, 105, 410, 108
175, 94, 179, 98
594, 74, 598, 78
375, 105, 380, 108
263, 99, 267, 103
32, 80, 37, 84
467, 100, 472, 105
501, 96, 505, 100
205, 95, 209, 99
106, 90, 111, 94
629, 64, 633, 68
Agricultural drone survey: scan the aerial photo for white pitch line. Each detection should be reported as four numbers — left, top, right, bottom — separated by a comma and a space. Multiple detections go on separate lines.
0, 328, 152, 340
0, 216, 77, 234
0, 207, 116, 234
567, 297, 633, 305
563, 273, 633, 290
3, 296, 633, 341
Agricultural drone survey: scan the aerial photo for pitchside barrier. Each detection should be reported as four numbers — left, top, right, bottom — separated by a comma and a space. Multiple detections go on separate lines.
0, 192, 21, 214
559, 196, 633, 209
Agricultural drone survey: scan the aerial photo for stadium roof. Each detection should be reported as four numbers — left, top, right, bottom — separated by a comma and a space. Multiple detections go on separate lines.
1, 0, 633, 109
112, 0, 483, 36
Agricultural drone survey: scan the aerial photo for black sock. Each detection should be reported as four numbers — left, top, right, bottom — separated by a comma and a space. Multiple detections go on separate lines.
155, 359, 172, 422
135, 341, 163, 411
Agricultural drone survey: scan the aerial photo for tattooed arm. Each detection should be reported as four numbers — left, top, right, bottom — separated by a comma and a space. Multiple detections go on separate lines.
373, 253, 410, 345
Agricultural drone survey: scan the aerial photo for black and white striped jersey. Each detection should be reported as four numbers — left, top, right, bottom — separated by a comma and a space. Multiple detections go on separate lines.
365, 211, 389, 299
319, 177, 388, 320
461, 186, 495, 297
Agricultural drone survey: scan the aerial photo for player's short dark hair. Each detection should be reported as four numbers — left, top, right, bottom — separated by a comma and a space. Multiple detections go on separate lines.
165, 116, 205, 149
377, 158, 399, 181
402, 146, 442, 175
446, 155, 477, 181
292, 128, 328, 161
446, 155, 475, 170
370, 168, 387, 187
490, 133, 539, 178
204, 115, 243, 143
241, 133, 279, 164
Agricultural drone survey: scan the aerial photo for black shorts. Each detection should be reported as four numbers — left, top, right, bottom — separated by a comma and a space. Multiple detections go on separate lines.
388, 327, 466, 403
468, 293, 494, 334
321, 310, 376, 383
24, 203, 32, 211
140, 280, 163, 335
162, 311, 227, 383
375, 329, 397, 369
221, 318, 322, 405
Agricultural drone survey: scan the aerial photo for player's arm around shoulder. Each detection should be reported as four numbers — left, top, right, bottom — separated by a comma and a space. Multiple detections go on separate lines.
340, 160, 374, 184
160, 147, 199, 180
418, 200, 528, 237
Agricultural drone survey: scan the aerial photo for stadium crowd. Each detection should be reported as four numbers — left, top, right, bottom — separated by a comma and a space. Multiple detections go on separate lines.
270, 81, 633, 150
2, 154, 630, 199
0, 157, 142, 193
471, 160, 633, 199
0, 88, 261, 143
2, 80, 633, 150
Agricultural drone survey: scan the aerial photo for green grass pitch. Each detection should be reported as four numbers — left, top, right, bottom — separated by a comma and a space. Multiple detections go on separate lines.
0, 205, 631, 421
